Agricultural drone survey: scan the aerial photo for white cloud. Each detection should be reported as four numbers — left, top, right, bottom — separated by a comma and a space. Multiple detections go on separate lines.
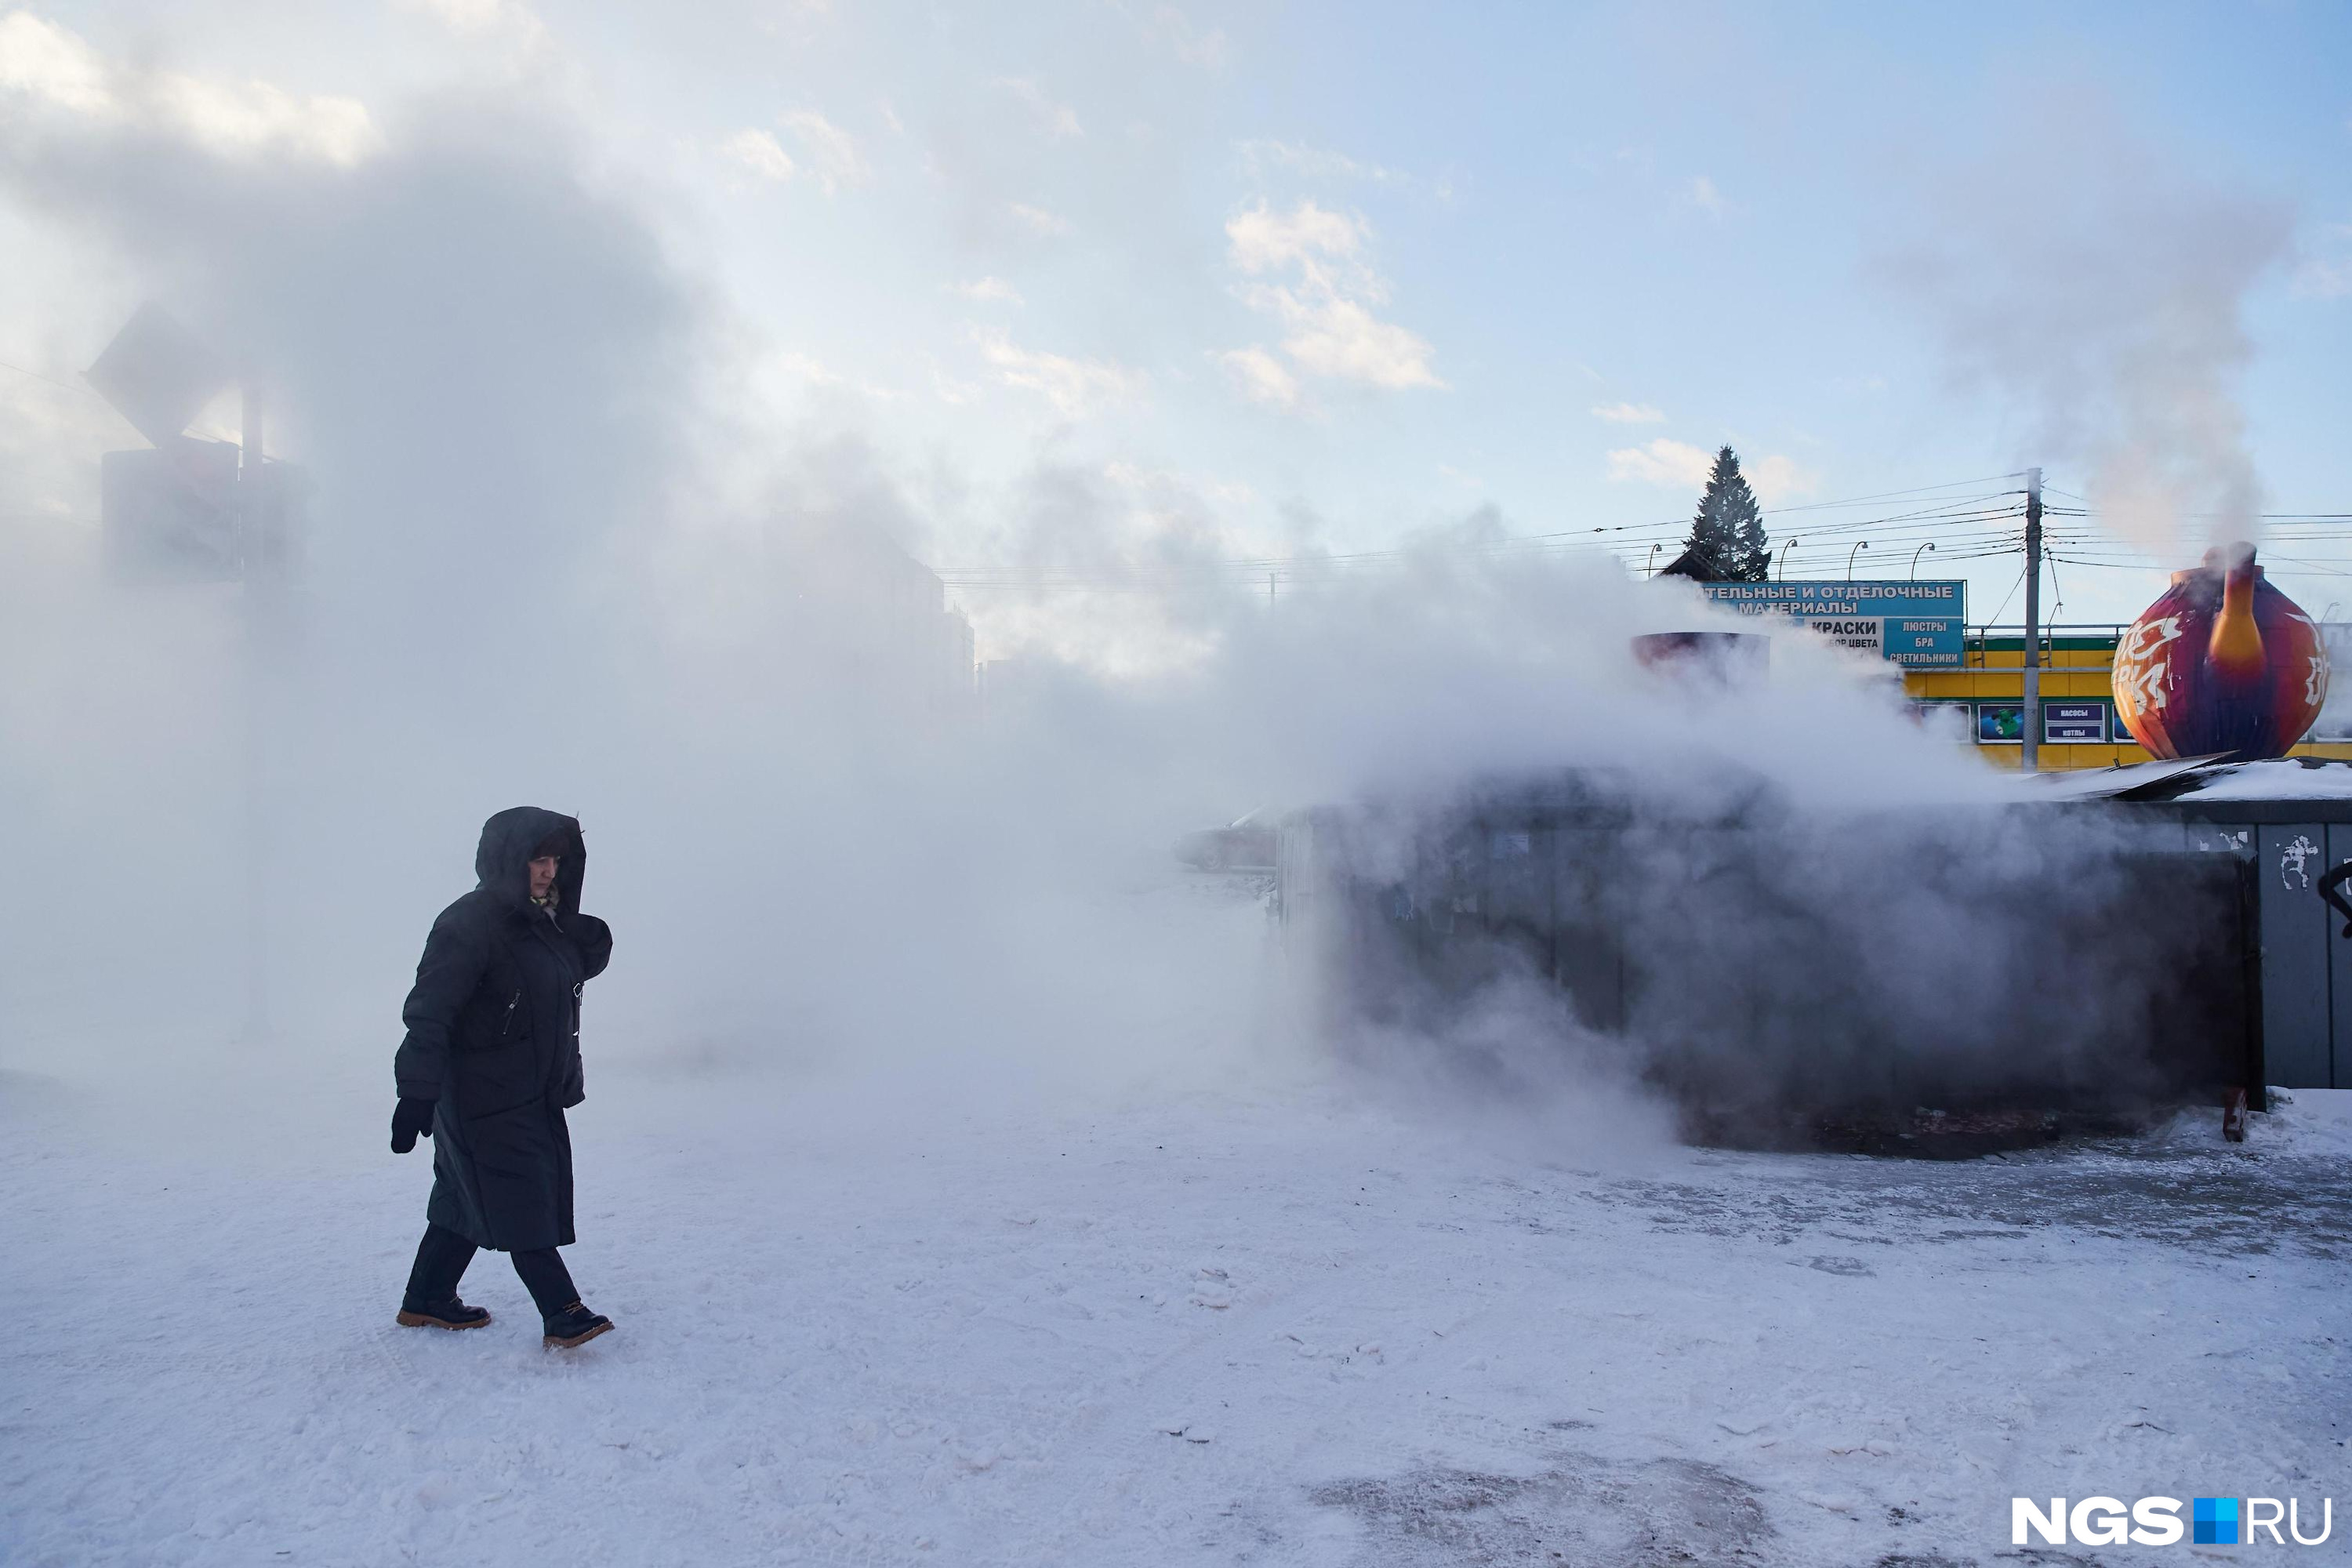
720, 127, 795, 182
717, 111, 869, 194
1687, 175, 1726, 217
927, 358, 978, 406
1144, 5, 1229, 69
782, 108, 869, 194
1226, 198, 1363, 278
1103, 461, 1257, 510
0, 10, 107, 113
1606, 437, 1715, 489
1221, 200, 1442, 397
396, 0, 547, 49
150, 74, 382, 165
1007, 201, 1072, 237
970, 327, 1142, 419
0, 12, 382, 166
1215, 345, 1298, 408
991, 76, 1083, 140
773, 350, 902, 402
1591, 401, 1664, 424
1236, 139, 1423, 191
1605, 438, 1817, 503
2293, 223, 2352, 299
1273, 295, 1440, 389
1744, 454, 1819, 503
951, 276, 1023, 304
2298, 259, 2352, 299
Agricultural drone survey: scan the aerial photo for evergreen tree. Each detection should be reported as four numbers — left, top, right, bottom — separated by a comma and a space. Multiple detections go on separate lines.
1677, 446, 1770, 581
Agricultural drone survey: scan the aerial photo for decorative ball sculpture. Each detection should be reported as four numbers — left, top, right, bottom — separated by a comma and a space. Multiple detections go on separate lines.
2111, 543, 2328, 760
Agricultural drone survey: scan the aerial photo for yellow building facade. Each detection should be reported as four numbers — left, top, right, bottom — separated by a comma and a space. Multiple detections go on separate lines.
1903, 631, 2352, 769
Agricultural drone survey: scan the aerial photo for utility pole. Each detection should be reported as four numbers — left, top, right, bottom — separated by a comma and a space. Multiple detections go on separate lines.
241, 384, 264, 500
89, 307, 296, 1046
238, 380, 271, 1041
2020, 466, 2044, 775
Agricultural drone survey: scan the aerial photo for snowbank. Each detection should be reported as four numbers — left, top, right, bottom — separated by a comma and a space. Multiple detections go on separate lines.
3, 1056, 2343, 1567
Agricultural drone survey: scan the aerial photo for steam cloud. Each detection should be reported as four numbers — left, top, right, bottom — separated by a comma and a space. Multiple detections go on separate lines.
0, 47, 2174, 1154
1883, 101, 2294, 552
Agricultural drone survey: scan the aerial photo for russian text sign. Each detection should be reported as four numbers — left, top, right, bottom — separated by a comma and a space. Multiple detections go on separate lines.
2044, 702, 2107, 743
1699, 581, 1968, 668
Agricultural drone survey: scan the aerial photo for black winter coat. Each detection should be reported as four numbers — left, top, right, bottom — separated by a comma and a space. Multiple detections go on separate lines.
394, 807, 613, 1253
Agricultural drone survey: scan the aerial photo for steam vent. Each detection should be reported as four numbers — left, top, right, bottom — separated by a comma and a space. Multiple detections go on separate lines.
2111, 543, 2328, 760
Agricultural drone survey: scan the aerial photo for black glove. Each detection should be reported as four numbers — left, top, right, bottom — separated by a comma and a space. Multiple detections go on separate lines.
390, 1098, 437, 1154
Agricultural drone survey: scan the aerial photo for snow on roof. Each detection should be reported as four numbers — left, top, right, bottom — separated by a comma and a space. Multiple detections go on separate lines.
2173, 758, 2352, 800
2021, 755, 2222, 800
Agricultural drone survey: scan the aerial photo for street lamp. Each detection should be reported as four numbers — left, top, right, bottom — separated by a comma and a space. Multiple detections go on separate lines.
1847, 540, 1871, 579
1776, 538, 1799, 580
1910, 541, 1937, 579
1646, 542, 1663, 578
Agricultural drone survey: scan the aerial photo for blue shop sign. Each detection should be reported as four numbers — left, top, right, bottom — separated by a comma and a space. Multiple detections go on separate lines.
1698, 580, 1969, 669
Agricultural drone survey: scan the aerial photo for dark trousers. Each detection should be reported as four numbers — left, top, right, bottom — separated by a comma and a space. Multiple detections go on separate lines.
405, 1222, 579, 1318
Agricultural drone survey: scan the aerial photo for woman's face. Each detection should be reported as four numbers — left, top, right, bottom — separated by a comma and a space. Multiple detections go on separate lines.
528, 855, 560, 901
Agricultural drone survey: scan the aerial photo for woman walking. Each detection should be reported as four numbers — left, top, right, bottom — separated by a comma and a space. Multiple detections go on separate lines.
389, 807, 615, 1348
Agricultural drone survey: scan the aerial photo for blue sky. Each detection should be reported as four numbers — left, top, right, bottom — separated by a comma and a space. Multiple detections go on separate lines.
2, 0, 2348, 645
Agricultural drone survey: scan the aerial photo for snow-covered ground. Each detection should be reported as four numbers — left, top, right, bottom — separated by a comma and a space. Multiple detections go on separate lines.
4, 1040, 2345, 1567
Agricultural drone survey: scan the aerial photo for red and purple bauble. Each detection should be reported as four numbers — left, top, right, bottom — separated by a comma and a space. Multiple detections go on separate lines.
2111, 543, 2328, 760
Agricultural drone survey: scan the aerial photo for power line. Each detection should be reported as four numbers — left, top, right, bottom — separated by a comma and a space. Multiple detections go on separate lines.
1985, 563, 2030, 623
0, 359, 100, 399
931, 477, 2352, 597
1760, 473, 2025, 513
2246, 550, 2352, 579
2042, 506, 2352, 523
931, 481, 2031, 589
934, 528, 2033, 589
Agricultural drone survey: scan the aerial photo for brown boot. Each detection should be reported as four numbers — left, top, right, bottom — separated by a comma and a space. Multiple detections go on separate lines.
397, 1297, 492, 1330
543, 1300, 613, 1348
